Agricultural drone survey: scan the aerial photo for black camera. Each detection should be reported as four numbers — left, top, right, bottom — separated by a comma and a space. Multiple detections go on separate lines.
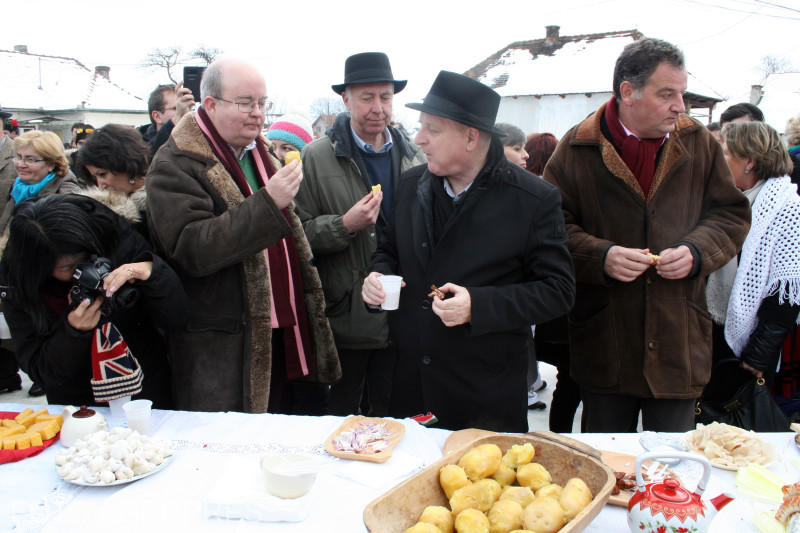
70, 255, 140, 313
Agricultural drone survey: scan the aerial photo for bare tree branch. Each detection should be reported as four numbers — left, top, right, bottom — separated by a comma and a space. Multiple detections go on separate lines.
141, 47, 183, 84
190, 46, 222, 65
309, 96, 346, 121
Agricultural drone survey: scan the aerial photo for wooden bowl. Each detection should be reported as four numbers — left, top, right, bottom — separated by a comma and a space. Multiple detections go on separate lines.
363, 432, 616, 533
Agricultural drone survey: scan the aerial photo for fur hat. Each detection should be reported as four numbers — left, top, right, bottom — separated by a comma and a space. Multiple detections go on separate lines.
267, 114, 314, 151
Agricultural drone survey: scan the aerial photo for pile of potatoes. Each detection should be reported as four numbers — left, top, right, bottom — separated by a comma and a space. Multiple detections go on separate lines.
403, 442, 594, 533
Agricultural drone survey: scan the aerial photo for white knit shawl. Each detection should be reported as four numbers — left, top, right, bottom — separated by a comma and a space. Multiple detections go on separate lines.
725, 176, 800, 356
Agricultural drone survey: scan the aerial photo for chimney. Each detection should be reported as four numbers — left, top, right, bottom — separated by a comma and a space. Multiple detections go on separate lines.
750, 84, 763, 105
14, 45, 28, 53
94, 66, 110, 80
545, 25, 560, 43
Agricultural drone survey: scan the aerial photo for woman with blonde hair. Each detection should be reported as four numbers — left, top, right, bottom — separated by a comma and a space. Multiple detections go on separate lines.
721, 121, 800, 381
0, 130, 81, 233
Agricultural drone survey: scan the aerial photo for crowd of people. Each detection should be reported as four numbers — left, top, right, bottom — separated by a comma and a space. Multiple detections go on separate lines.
0, 37, 799, 435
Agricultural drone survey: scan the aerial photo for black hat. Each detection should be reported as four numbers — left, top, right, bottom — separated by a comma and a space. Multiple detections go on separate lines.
331, 52, 407, 95
406, 71, 506, 136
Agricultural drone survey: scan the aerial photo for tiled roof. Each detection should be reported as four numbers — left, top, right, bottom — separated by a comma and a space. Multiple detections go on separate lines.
0, 49, 145, 112
465, 28, 721, 103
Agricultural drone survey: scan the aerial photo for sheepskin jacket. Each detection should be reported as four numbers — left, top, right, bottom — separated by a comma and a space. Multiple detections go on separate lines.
544, 104, 750, 398
146, 113, 339, 412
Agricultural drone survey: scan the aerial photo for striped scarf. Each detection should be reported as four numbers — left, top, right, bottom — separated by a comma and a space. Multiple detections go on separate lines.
195, 107, 314, 380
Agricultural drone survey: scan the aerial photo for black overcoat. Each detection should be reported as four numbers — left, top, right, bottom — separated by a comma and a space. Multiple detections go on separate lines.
371, 140, 575, 432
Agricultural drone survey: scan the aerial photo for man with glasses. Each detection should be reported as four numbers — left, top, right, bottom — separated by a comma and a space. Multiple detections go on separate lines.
295, 52, 425, 417
146, 58, 340, 414
137, 83, 195, 156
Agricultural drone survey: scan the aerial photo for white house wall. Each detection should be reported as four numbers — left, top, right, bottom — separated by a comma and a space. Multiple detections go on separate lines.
496, 93, 610, 140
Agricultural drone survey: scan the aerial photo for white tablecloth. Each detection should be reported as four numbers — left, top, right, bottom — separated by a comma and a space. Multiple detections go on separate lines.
2, 402, 798, 532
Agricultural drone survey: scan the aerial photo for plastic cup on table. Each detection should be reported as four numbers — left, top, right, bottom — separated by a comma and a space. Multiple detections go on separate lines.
107, 395, 131, 419
122, 399, 153, 435
378, 275, 403, 310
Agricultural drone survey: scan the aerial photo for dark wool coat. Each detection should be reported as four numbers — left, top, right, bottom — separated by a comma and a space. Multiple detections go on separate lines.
296, 113, 426, 350
372, 139, 575, 432
0, 202, 185, 408
544, 105, 751, 399
146, 114, 339, 413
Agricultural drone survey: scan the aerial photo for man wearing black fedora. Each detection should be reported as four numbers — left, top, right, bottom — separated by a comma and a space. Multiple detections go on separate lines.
296, 52, 425, 417
362, 71, 575, 432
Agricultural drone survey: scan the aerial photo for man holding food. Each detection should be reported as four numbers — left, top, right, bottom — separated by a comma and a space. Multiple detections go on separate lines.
543, 38, 750, 432
295, 52, 425, 416
146, 58, 339, 414
362, 71, 575, 432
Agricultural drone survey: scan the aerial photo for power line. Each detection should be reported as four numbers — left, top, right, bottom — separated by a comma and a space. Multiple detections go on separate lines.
680, 0, 800, 19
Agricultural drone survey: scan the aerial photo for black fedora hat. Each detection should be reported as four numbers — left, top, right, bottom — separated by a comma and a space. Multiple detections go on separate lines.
406, 71, 506, 136
331, 52, 407, 95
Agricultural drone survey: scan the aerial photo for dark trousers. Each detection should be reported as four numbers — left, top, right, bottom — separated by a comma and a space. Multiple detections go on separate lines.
267, 328, 329, 416
0, 342, 20, 390
549, 351, 581, 433
328, 346, 395, 417
581, 390, 696, 433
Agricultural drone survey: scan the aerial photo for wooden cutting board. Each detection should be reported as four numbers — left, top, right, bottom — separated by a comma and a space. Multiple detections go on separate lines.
601, 450, 682, 508
324, 416, 405, 463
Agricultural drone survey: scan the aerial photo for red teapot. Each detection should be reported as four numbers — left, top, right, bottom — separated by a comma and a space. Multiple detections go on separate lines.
627, 451, 733, 533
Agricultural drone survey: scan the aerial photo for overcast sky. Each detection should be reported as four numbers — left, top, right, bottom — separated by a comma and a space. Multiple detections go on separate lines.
4, 0, 799, 125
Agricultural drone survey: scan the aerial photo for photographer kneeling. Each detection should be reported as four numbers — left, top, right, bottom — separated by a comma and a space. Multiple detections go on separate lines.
0, 194, 187, 408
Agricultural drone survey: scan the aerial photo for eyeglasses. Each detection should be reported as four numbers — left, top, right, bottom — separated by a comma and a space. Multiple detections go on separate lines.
75, 128, 93, 135
14, 156, 45, 165
214, 97, 273, 113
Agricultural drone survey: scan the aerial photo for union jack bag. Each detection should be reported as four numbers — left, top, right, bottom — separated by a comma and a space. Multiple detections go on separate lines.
90, 317, 143, 403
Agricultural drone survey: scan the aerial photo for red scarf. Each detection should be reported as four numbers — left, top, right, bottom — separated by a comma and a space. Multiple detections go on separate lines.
195, 107, 314, 381
604, 97, 665, 197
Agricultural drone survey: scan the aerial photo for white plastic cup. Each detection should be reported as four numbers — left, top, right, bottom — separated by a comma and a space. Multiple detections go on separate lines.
108, 395, 131, 419
378, 275, 403, 311
122, 399, 153, 434
0, 313, 11, 340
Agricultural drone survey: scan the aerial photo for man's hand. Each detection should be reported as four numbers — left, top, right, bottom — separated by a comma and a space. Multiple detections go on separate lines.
174, 83, 194, 124
604, 246, 653, 282
362, 271, 386, 306
656, 245, 693, 280
432, 283, 471, 327
67, 296, 103, 331
343, 191, 382, 233
265, 159, 303, 209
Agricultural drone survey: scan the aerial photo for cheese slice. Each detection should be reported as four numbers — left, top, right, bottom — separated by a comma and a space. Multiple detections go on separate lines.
16, 411, 38, 428
25, 431, 43, 447
14, 433, 31, 450
29, 420, 60, 441
0, 424, 24, 439
35, 413, 63, 426
14, 408, 33, 423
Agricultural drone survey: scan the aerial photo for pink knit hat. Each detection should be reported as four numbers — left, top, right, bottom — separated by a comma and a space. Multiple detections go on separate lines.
267, 114, 314, 150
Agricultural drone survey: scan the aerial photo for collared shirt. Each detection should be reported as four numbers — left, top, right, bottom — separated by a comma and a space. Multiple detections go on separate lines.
231, 139, 257, 161
619, 120, 669, 144
443, 178, 473, 202
350, 125, 393, 154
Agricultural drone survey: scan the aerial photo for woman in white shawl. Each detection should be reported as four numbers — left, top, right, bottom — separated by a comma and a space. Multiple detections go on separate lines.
722, 121, 800, 380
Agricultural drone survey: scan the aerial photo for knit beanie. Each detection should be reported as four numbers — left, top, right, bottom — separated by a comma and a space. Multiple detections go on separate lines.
267, 114, 313, 151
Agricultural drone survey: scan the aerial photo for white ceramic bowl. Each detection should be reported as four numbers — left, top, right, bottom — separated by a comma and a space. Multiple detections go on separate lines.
260, 453, 319, 499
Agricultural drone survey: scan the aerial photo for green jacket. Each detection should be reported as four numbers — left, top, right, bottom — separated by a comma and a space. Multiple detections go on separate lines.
295, 114, 425, 349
